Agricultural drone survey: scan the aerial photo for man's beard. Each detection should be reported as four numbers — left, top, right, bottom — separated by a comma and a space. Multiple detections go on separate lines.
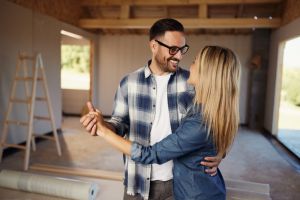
154, 54, 179, 73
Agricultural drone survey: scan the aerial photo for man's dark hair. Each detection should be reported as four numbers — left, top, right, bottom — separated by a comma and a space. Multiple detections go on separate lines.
149, 18, 184, 41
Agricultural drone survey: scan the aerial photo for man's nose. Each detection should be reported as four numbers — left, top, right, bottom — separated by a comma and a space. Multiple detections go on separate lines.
173, 50, 183, 60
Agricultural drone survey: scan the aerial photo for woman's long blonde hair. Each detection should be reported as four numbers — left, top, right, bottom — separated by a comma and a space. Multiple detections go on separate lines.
194, 46, 241, 155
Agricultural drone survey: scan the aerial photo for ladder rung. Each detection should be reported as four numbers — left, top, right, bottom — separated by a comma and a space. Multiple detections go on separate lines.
15, 77, 43, 81
36, 97, 47, 101
19, 55, 35, 60
10, 98, 30, 104
6, 120, 29, 126
15, 77, 33, 81
2, 143, 26, 150
34, 116, 51, 121
34, 135, 55, 141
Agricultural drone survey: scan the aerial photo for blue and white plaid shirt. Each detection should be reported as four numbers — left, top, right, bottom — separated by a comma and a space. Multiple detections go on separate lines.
108, 60, 194, 199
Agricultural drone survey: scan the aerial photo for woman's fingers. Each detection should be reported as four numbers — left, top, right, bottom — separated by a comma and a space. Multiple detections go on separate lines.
80, 114, 97, 133
80, 107, 104, 136
85, 118, 97, 132
82, 115, 94, 127
91, 124, 97, 136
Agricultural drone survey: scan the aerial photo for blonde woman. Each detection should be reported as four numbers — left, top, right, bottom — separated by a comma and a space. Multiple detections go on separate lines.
82, 45, 240, 200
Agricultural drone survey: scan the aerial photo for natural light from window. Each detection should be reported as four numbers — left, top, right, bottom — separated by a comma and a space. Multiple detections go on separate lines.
278, 36, 300, 158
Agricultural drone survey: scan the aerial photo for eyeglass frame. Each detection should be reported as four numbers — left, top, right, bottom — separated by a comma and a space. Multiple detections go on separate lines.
155, 40, 189, 55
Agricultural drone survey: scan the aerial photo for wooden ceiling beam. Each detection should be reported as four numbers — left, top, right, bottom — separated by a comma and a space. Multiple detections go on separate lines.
236, 5, 245, 17
81, 0, 282, 6
120, 4, 130, 19
197, 0, 282, 5
79, 18, 281, 29
198, 4, 207, 18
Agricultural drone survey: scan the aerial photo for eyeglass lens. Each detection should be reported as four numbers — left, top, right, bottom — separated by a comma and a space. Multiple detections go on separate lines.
170, 46, 188, 55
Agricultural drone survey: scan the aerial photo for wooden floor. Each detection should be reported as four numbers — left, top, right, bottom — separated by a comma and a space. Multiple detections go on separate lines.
0, 117, 299, 200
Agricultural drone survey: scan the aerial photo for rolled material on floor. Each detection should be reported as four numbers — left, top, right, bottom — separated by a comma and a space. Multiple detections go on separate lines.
0, 169, 99, 200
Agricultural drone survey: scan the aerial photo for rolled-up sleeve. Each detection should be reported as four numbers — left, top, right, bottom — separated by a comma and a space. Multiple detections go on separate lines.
130, 116, 209, 165
131, 142, 142, 159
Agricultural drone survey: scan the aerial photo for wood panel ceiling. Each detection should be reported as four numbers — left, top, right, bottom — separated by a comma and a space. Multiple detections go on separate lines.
80, 0, 283, 34
8, 0, 285, 35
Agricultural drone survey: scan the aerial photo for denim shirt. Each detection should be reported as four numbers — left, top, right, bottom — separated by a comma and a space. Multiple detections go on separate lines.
131, 105, 226, 200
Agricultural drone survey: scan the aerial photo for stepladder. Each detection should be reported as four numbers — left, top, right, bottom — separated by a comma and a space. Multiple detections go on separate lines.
0, 53, 62, 170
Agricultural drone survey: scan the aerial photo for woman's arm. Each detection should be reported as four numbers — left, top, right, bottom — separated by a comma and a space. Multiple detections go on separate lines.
131, 118, 209, 164
97, 123, 132, 156
83, 109, 220, 175
95, 110, 209, 165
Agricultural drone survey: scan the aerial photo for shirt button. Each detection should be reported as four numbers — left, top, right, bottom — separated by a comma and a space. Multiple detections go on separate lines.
153, 87, 155, 90
153, 104, 155, 107
147, 178, 150, 180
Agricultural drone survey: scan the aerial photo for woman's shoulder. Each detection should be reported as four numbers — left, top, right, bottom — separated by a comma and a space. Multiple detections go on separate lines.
180, 105, 207, 134
185, 104, 202, 120
180, 104, 212, 139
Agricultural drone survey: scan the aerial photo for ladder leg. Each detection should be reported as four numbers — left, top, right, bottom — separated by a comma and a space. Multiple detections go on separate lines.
24, 132, 32, 171
24, 57, 38, 171
23, 59, 36, 152
31, 137, 36, 152
0, 102, 14, 162
0, 122, 9, 162
39, 55, 62, 156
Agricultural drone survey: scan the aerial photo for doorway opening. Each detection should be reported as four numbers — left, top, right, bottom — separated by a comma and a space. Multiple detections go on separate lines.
277, 36, 300, 158
60, 30, 92, 116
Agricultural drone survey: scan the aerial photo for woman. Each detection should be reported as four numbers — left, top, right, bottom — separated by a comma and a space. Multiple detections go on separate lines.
85, 45, 240, 200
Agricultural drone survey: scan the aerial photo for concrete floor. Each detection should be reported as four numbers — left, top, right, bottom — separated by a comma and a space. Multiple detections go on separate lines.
220, 128, 300, 200
0, 116, 299, 200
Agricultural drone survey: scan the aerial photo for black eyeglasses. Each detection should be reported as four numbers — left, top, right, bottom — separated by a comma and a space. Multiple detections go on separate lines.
155, 40, 189, 55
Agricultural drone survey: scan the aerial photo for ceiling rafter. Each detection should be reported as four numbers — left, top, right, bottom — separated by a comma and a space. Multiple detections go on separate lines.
81, 0, 282, 6
78, 0, 283, 33
79, 18, 281, 29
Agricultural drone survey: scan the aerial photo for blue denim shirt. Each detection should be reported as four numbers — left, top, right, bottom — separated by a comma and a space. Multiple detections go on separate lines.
131, 105, 226, 200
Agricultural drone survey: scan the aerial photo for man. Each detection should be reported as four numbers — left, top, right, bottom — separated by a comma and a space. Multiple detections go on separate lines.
81, 18, 222, 200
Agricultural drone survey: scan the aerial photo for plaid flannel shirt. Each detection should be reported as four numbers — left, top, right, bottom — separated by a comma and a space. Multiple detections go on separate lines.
108, 61, 194, 199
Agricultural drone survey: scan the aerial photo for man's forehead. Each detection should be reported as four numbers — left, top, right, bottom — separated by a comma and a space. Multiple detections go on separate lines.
161, 31, 186, 44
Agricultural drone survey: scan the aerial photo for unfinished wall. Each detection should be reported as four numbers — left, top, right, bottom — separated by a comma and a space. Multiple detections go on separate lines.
62, 89, 89, 115
264, 17, 300, 135
248, 30, 271, 129
97, 34, 252, 124
0, 0, 98, 145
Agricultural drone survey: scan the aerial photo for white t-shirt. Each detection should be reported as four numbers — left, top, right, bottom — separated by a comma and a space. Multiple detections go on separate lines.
150, 74, 173, 181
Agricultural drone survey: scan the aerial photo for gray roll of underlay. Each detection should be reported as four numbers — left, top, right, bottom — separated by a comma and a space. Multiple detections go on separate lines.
0, 169, 99, 200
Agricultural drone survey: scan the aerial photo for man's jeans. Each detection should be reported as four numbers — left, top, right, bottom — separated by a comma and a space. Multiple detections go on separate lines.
123, 179, 173, 200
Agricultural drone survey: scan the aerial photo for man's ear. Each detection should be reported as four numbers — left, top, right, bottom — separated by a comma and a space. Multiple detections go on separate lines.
149, 40, 156, 53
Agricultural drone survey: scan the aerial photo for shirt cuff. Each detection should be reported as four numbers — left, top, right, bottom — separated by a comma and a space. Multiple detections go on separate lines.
106, 119, 125, 136
131, 142, 142, 160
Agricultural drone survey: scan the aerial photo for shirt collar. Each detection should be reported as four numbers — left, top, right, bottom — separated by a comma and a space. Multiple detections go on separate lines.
144, 60, 152, 78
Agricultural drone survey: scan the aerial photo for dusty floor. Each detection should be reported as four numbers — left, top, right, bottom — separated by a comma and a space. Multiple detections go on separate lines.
0, 116, 299, 200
